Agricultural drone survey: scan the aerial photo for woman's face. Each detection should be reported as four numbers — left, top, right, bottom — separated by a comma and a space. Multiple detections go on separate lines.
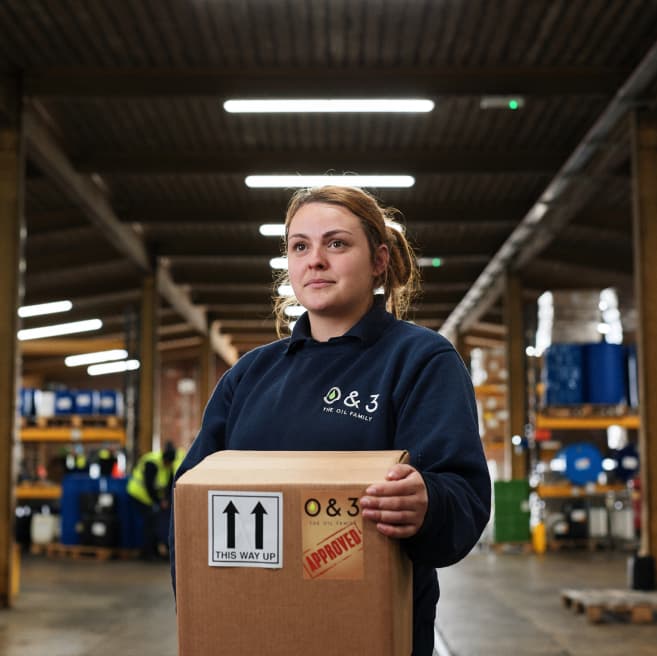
286, 202, 388, 327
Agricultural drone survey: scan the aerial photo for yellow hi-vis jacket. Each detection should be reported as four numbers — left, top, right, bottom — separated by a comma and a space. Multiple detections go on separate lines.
172, 448, 185, 476
126, 451, 172, 506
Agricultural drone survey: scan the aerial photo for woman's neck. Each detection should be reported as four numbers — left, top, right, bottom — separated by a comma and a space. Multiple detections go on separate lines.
307, 301, 373, 342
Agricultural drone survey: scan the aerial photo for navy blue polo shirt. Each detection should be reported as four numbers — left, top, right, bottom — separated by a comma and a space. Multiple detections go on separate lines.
172, 297, 491, 656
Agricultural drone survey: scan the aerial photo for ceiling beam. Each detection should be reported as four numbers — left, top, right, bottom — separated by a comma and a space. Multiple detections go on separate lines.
118, 202, 531, 225
0, 75, 19, 125
23, 108, 212, 335
74, 148, 566, 175
23, 107, 150, 271
69, 289, 142, 309
157, 265, 207, 335
469, 322, 507, 336
24, 67, 626, 97
440, 37, 657, 339
132, 220, 516, 236
462, 335, 505, 349
20, 336, 125, 356
209, 322, 239, 366
525, 257, 634, 288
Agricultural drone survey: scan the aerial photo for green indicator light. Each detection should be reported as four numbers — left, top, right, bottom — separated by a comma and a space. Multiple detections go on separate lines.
432, 257, 442, 268
508, 99, 519, 110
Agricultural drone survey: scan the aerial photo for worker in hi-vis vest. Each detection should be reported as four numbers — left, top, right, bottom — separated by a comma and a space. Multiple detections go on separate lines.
127, 441, 182, 560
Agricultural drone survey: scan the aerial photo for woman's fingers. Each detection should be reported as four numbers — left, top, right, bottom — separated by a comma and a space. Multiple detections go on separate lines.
359, 465, 428, 537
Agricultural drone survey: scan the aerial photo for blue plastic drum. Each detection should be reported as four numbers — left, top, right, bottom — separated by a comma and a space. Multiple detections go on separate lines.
556, 442, 603, 486
584, 342, 627, 405
614, 444, 640, 482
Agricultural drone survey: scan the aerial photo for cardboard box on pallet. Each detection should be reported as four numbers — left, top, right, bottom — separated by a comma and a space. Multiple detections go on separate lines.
174, 450, 412, 656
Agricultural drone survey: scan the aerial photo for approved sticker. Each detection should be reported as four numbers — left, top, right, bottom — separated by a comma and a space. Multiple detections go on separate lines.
301, 491, 364, 580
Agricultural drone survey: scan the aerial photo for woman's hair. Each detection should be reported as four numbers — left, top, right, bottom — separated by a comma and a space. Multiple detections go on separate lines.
273, 185, 420, 336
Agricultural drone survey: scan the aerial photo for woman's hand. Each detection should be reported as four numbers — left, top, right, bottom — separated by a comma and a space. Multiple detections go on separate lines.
359, 464, 428, 538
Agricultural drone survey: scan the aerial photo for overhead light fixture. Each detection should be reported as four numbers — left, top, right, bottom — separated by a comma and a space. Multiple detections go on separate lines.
270, 257, 288, 270
265, 221, 403, 236
18, 319, 103, 341
87, 359, 140, 376
65, 349, 129, 367
417, 257, 442, 268
224, 99, 435, 113
259, 224, 286, 237
284, 305, 306, 318
277, 284, 294, 297
245, 175, 415, 189
385, 220, 405, 234
480, 96, 525, 110
18, 300, 72, 318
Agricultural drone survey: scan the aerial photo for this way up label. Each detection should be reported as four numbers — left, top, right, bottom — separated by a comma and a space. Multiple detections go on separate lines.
208, 491, 283, 568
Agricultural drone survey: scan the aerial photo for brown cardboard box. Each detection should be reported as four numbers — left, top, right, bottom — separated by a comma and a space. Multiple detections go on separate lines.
174, 450, 412, 656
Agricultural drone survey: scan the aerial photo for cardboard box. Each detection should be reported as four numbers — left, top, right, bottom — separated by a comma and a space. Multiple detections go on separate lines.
174, 450, 412, 656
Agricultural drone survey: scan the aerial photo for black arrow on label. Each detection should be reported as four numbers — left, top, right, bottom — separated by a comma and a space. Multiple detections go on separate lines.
223, 501, 239, 549
251, 502, 267, 550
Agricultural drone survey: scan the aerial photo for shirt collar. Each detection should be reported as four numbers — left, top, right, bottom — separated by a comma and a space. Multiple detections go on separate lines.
286, 296, 393, 353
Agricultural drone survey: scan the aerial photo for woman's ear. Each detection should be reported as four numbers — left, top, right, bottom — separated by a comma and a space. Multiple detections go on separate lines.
373, 244, 390, 277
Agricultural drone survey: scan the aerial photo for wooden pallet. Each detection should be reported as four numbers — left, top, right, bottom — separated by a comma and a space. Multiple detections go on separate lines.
548, 538, 610, 552
23, 415, 123, 429
30, 542, 138, 561
561, 588, 657, 624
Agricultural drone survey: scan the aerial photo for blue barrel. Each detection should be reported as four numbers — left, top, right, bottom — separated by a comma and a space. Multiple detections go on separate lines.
584, 342, 627, 404
626, 344, 639, 408
543, 344, 585, 405
74, 389, 100, 415
98, 390, 118, 415
19, 388, 35, 417
614, 444, 640, 482
54, 390, 75, 415
556, 442, 603, 486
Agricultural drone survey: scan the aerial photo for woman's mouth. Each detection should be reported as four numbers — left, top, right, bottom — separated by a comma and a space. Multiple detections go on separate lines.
305, 279, 333, 288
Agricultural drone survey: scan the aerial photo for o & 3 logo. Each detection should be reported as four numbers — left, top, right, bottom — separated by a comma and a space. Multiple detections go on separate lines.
322, 386, 380, 414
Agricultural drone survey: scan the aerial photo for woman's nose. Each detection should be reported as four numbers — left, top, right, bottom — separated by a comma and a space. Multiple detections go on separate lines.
307, 246, 327, 269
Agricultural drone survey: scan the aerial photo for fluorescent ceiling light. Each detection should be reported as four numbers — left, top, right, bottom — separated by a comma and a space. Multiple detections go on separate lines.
385, 220, 405, 234
277, 284, 294, 297
18, 300, 72, 318
265, 220, 403, 236
270, 257, 288, 270
259, 224, 286, 237
284, 305, 306, 318
480, 96, 525, 110
246, 175, 415, 189
87, 359, 140, 376
65, 349, 129, 367
18, 319, 103, 341
417, 257, 443, 268
224, 99, 434, 113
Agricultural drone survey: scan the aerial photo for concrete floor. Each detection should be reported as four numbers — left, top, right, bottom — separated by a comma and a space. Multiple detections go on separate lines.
1, 549, 656, 655
437, 549, 657, 656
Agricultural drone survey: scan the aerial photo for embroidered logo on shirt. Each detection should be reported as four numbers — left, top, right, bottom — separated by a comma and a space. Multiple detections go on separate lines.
321, 387, 380, 422
323, 387, 342, 404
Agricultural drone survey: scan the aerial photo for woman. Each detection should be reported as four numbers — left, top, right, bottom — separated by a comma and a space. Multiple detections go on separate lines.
171, 185, 491, 656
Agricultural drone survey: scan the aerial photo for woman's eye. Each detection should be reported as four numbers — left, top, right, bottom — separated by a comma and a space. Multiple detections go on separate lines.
291, 242, 306, 252
329, 239, 345, 248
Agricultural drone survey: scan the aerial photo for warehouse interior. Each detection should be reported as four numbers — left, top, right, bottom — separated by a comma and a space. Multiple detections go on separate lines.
1, 2, 657, 655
